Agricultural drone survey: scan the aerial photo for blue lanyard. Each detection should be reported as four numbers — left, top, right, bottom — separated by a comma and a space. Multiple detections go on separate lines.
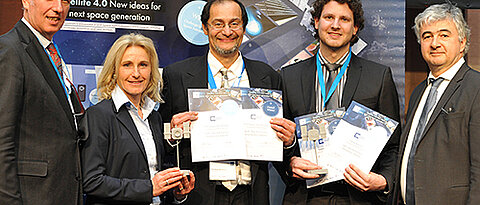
43, 42, 70, 100
316, 48, 352, 108
207, 59, 245, 89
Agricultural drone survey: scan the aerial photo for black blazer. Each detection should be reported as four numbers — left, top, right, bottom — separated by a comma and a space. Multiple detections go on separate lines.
0, 21, 82, 205
390, 64, 480, 205
281, 55, 400, 205
81, 99, 166, 205
160, 54, 283, 205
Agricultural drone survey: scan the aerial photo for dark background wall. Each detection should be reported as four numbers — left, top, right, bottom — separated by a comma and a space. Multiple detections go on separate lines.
0, 0, 22, 35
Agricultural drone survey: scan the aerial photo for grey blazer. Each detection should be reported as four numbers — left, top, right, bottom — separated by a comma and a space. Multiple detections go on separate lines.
0, 21, 82, 205
390, 64, 480, 205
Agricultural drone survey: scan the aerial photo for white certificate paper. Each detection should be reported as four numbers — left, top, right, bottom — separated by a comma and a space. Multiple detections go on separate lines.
294, 109, 345, 188
296, 101, 398, 188
188, 88, 283, 162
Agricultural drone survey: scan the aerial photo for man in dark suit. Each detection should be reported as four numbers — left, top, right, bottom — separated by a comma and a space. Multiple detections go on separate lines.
160, 0, 296, 204
281, 0, 400, 204
0, 0, 84, 204
390, 3, 480, 205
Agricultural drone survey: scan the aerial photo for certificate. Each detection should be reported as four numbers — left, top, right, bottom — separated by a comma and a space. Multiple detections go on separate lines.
295, 101, 398, 188
188, 88, 283, 162
295, 109, 345, 188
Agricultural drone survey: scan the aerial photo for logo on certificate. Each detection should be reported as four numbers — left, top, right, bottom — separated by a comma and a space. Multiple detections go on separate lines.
262, 101, 279, 116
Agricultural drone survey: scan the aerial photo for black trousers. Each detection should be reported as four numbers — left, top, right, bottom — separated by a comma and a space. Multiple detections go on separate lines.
307, 182, 350, 205
214, 185, 251, 205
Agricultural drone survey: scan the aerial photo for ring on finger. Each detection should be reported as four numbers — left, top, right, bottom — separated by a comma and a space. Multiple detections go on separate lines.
166, 179, 170, 185
179, 187, 184, 191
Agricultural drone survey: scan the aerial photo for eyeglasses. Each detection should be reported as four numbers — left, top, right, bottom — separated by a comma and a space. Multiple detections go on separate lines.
208, 21, 243, 31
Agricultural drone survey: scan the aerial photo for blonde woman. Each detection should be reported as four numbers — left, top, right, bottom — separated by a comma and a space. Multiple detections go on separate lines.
80, 33, 194, 205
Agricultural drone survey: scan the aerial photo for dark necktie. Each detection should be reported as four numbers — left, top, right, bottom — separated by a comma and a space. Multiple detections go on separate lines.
324, 63, 341, 110
219, 68, 229, 88
406, 77, 444, 205
47, 43, 63, 78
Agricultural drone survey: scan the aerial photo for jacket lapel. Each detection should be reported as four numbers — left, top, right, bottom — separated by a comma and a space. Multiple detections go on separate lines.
149, 113, 165, 170
301, 58, 317, 113
244, 57, 270, 88
419, 64, 468, 142
399, 80, 427, 152
184, 54, 209, 89
116, 106, 148, 161
16, 21, 75, 130
342, 55, 361, 107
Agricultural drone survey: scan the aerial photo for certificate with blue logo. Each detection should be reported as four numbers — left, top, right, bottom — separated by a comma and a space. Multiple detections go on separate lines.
295, 101, 398, 187
188, 88, 283, 162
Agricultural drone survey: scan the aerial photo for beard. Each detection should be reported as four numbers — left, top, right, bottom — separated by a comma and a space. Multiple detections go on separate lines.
214, 44, 239, 56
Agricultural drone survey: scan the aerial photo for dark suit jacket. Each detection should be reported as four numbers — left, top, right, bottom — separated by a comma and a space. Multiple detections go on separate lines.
390, 64, 480, 205
81, 99, 167, 205
0, 21, 82, 205
281, 55, 400, 205
160, 54, 283, 205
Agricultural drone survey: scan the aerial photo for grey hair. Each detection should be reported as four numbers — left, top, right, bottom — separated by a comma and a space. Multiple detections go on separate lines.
413, 3, 470, 54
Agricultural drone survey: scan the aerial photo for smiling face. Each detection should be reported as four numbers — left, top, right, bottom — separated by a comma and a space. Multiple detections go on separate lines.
420, 19, 466, 77
315, 1, 358, 54
22, 0, 70, 40
117, 46, 152, 105
202, 1, 245, 58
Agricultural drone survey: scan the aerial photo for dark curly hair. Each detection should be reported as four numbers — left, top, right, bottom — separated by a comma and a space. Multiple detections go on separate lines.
201, 0, 248, 31
310, 0, 365, 44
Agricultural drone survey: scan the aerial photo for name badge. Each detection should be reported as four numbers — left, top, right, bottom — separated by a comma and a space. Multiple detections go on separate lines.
209, 161, 236, 181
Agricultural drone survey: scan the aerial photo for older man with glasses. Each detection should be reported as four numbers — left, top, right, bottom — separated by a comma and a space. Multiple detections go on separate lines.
160, 0, 297, 204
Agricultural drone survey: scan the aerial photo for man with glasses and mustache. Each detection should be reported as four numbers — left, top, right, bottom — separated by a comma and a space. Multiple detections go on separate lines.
281, 0, 400, 204
0, 0, 84, 204
160, 0, 296, 204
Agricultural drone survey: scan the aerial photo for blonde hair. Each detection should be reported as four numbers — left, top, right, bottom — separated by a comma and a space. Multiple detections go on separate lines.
97, 33, 163, 105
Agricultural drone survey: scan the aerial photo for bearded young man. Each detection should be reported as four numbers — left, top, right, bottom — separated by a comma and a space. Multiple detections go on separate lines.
281, 0, 400, 204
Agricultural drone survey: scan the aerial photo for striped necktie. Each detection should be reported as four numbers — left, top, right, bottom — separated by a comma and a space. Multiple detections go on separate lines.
47, 43, 63, 78
219, 68, 229, 88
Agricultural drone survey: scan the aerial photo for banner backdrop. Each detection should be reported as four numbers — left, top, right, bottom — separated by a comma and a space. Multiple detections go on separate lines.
54, 0, 405, 203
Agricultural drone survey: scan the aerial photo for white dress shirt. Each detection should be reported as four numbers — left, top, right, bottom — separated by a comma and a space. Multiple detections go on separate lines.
207, 50, 252, 190
316, 50, 349, 112
207, 50, 250, 88
400, 58, 465, 203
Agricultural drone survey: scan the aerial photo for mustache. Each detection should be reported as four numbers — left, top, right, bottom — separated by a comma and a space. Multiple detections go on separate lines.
214, 44, 239, 55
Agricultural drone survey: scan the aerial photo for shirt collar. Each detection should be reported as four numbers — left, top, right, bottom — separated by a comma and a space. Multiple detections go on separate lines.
22, 18, 51, 50
111, 85, 158, 116
207, 50, 244, 78
318, 49, 349, 66
427, 57, 465, 84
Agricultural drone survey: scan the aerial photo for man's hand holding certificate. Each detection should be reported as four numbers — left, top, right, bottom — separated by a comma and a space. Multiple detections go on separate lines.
187, 88, 284, 162
295, 101, 398, 188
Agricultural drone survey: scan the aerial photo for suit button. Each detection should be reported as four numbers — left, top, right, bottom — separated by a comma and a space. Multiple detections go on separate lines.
143, 170, 147, 174
75, 175, 81, 181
